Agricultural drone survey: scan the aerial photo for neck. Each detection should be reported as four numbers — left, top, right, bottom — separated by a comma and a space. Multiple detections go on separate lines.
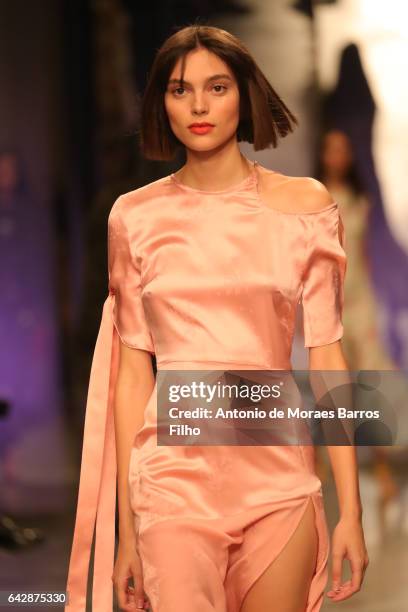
178, 145, 253, 191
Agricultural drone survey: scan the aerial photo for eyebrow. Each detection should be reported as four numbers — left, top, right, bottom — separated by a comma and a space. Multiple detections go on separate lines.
167, 73, 233, 86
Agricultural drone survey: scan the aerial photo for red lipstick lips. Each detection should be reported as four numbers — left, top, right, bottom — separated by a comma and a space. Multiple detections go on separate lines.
188, 122, 214, 135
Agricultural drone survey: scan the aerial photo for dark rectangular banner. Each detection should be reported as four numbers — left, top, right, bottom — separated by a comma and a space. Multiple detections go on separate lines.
156, 369, 408, 446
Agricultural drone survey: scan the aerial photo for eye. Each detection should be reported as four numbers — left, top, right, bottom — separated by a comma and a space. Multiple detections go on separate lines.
172, 86, 186, 96
212, 84, 227, 93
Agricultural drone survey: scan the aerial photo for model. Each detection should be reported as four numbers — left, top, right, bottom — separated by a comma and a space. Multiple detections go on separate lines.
65, 25, 368, 612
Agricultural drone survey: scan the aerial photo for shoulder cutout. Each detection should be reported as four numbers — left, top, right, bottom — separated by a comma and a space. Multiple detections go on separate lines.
291, 178, 334, 213
258, 168, 335, 214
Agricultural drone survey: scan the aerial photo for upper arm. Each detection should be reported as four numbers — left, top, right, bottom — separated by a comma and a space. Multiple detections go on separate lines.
108, 198, 155, 354
299, 188, 347, 349
108, 198, 156, 391
108, 202, 154, 390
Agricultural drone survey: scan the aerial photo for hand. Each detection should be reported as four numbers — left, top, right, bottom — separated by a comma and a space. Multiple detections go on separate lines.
112, 541, 150, 610
326, 515, 369, 602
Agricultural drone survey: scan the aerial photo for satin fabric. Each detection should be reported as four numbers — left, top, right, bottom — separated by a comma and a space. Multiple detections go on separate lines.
65, 160, 347, 611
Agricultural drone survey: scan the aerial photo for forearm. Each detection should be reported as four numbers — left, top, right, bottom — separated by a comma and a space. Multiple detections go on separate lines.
309, 340, 362, 519
326, 446, 362, 519
114, 364, 155, 545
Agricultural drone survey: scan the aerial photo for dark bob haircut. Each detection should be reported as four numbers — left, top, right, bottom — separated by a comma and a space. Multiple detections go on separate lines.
139, 25, 298, 160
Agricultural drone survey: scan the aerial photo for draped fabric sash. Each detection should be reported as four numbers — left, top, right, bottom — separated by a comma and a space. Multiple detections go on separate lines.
65, 294, 119, 611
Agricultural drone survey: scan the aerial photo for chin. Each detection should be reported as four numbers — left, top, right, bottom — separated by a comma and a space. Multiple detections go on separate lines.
180, 139, 219, 153
185, 135, 236, 153
189, 143, 221, 153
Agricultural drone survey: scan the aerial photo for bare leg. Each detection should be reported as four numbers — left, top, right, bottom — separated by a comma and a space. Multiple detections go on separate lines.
240, 498, 318, 612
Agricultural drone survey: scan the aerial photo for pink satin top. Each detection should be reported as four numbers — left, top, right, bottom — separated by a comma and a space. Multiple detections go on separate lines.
65, 160, 347, 610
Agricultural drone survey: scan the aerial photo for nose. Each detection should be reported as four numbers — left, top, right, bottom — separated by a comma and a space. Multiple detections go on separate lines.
191, 91, 208, 116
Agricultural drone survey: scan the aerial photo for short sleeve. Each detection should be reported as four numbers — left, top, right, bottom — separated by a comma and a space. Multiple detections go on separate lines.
301, 204, 347, 348
107, 201, 155, 353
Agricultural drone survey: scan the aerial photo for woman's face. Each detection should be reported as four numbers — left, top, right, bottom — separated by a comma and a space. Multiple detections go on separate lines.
164, 47, 241, 153
321, 130, 353, 177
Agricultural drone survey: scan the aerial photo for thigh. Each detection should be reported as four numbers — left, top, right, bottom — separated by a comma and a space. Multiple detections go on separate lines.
240, 497, 318, 612
138, 521, 228, 612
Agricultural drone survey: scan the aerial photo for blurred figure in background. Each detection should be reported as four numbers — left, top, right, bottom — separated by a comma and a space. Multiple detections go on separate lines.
316, 129, 395, 371
315, 128, 401, 535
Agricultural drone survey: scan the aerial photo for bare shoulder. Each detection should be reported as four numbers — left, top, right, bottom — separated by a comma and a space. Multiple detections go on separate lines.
258, 167, 335, 214
287, 177, 334, 212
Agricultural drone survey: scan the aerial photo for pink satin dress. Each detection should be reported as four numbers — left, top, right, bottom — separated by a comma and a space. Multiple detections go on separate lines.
65, 160, 347, 611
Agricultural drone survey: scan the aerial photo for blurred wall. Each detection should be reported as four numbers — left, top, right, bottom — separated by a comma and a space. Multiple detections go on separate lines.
0, 0, 69, 505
